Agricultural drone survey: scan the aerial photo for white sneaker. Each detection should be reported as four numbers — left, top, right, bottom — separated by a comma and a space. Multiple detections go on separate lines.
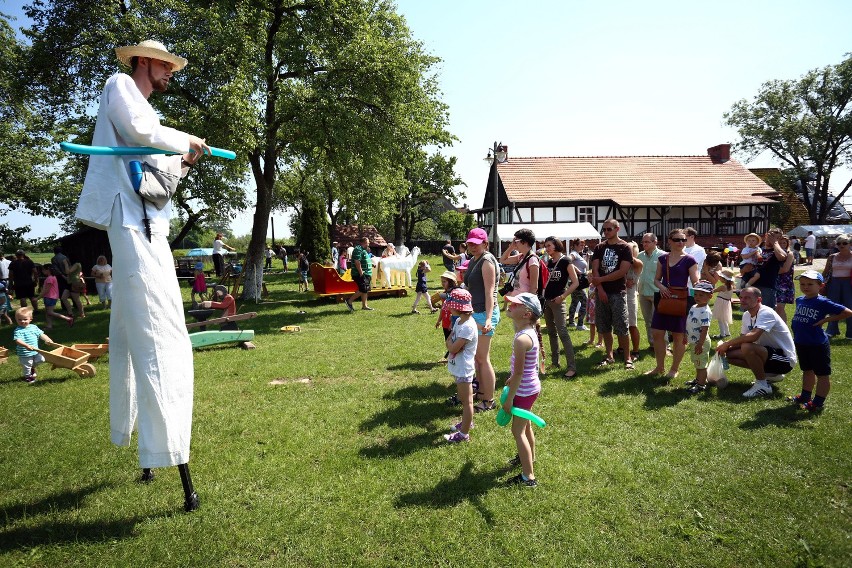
764, 373, 785, 383
576, 325, 588, 331
743, 381, 772, 398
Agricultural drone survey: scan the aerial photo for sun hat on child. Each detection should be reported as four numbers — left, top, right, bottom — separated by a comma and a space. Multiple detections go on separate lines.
116, 40, 188, 71
440, 271, 457, 283
719, 268, 734, 282
505, 292, 542, 317
445, 288, 473, 313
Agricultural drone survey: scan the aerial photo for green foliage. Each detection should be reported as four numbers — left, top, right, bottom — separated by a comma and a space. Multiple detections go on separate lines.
21, 1, 455, 297
724, 54, 852, 224
0, 262, 850, 566
296, 191, 330, 263
437, 209, 477, 241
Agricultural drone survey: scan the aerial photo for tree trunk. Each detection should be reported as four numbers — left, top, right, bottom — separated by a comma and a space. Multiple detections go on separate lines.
242, 156, 274, 301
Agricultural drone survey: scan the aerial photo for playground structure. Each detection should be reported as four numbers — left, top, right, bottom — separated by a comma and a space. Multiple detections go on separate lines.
309, 263, 408, 302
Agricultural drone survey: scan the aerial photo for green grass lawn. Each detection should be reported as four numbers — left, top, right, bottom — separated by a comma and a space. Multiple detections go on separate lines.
1, 255, 850, 567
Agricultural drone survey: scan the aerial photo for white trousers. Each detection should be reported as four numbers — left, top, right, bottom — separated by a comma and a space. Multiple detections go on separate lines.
107, 199, 194, 468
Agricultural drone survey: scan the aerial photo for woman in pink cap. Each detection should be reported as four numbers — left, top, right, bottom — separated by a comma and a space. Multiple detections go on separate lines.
462, 228, 500, 412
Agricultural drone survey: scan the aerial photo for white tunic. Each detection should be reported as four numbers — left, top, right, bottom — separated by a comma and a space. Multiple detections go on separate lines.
78, 72, 194, 468
77, 73, 189, 235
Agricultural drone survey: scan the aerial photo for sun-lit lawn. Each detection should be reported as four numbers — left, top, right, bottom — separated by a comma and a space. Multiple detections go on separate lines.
1, 255, 849, 567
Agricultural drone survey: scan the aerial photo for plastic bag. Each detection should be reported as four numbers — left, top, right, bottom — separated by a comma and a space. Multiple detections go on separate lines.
707, 353, 728, 389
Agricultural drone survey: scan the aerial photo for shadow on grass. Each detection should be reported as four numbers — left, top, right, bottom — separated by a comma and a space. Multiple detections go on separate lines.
739, 404, 820, 429
359, 382, 457, 458
386, 361, 445, 372
394, 461, 511, 525
0, 483, 162, 551
598, 374, 688, 410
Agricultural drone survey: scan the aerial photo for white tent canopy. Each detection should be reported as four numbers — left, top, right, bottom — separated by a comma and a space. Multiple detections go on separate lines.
496, 222, 600, 242
787, 225, 852, 238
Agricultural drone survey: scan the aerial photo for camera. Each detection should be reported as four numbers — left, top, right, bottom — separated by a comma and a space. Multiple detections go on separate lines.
498, 278, 514, 296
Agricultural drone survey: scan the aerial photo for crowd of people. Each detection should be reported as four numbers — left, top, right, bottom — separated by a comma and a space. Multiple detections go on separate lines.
403, 223, 852, 481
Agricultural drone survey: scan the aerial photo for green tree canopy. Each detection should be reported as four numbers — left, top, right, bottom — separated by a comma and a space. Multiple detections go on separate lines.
23, 0, 453, 299
724, 54, 852, 224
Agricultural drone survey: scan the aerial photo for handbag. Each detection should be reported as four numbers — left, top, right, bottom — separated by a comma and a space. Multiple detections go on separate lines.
130, 160, 180, 210
656, 259, 688, 317
576, 271, 590, 291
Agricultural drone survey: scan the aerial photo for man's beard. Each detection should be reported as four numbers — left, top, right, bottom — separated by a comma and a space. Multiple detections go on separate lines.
148, 66, 169, 92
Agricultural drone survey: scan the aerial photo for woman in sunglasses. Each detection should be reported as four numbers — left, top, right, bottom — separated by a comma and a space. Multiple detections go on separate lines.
823, 233, 852, 338
644, 228, 700, 380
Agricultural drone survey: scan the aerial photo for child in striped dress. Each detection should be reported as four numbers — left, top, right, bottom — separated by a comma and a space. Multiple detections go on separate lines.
503, 292, 543, 487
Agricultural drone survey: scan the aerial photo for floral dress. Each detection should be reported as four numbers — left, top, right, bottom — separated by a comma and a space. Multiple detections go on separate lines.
775, 269, 795, 304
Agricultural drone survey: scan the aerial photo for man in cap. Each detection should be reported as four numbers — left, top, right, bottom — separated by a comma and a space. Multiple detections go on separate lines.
76, 39, 209, 511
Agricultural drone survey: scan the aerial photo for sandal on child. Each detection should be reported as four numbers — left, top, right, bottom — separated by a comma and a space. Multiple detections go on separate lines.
624, 361, 635, 370
596, 358, 615, 368
474, 399, 496, 413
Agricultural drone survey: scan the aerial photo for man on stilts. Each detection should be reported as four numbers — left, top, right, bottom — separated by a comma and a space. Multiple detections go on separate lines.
77, 39, 209, 512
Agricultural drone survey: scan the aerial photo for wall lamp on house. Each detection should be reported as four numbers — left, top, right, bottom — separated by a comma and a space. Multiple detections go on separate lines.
484, 142, 508, 255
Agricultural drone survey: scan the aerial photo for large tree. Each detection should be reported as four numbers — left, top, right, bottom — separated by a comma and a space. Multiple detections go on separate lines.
0, 15, 79, 239
24, 0, 451, 299
390, 150, 464, 244
724, 54, 852, 224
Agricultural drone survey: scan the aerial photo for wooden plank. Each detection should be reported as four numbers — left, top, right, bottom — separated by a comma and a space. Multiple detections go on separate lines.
189, 330, 255, 349
185, 312, 258, 330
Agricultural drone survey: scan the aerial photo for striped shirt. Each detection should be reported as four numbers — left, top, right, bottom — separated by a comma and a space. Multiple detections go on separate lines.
510, 328, 541, 397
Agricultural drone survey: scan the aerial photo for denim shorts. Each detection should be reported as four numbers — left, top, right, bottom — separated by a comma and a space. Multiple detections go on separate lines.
472, 306, 500, 336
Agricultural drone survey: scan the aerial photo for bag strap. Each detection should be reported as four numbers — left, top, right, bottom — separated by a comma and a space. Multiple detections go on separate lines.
140, 195, 152, 242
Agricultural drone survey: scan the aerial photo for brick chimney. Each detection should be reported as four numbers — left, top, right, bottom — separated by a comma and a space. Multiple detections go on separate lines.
707, 143, 731, 163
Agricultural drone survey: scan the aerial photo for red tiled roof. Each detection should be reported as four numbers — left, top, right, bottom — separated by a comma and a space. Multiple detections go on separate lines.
495, 156, 779, 207
331, 224, 387, 247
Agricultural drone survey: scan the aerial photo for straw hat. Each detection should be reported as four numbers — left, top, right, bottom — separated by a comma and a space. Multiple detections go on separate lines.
115, 40, 188, 72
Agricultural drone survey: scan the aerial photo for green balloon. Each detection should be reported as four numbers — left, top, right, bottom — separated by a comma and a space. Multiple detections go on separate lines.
495, 386, 547, 428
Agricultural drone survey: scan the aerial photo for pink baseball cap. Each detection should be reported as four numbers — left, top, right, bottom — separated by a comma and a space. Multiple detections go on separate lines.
466, 228, 489, 244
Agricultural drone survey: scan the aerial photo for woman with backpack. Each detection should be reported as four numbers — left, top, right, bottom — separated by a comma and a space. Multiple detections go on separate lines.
499, 228, 551, 374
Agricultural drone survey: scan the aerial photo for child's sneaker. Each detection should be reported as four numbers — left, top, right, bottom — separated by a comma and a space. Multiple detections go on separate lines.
445, 393, 461, 406
686, 383, 706, 394
787, 394, 810, 405
24, 375, 36, 384
576, 325, 588, 331
449, 421, 474, 433
684, 379, 698, 387
506, 473, 537, 487
443, 431, 470, 443
801, 400, 824, 413
507, 454, 521, 467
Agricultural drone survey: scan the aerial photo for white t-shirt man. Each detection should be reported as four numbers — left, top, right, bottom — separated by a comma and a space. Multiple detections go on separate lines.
804, 234, 816, 250
741, 304, 797, 365
0, 256, 10, 280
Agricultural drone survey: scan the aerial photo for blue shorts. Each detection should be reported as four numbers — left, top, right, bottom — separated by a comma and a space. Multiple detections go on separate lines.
44, 298, 58, 308
472, 306, 500, 336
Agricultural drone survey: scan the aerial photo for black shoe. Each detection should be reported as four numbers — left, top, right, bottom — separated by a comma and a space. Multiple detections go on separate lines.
140, 468, 155, 483
506, 473, 537, 487
507, 454, 521, 467
345, 299, 354, 312
184, 491, 200, 512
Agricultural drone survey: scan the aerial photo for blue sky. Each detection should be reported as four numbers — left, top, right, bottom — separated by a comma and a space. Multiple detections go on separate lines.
5, 0, 852, 239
